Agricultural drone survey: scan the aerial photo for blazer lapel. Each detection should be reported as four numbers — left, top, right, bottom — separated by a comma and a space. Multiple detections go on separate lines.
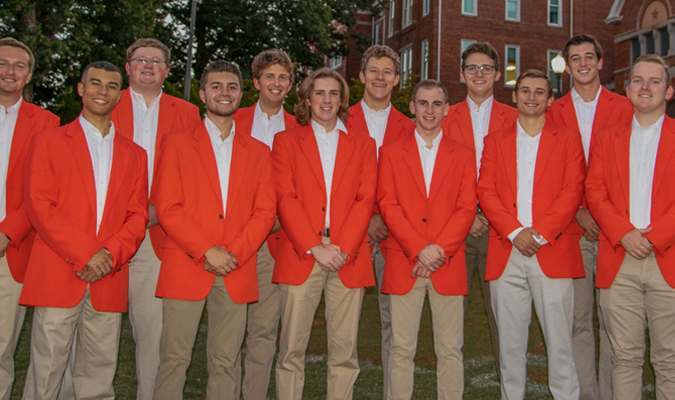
65, 122, 97, 218
238, 106, 254, 135
488, 101, 505, 134
116, 90, 135, 139
559, 94, 580, 130
224, 131, 249, 219
7, 101, 34, 180
331, 129, 355, 195
193, 122, 224, 208
299, 125, 326, 191
156, 94, 178, 150
283, 109, 296, 130
534, 122, 557, 186
403, 135, 427, 199
613, 122, 632, 206
101, 135, 131, 226
456, 101, 476, 148
428, 135, 454, 201
653, 117, 675, 196
500, 127, 518, 199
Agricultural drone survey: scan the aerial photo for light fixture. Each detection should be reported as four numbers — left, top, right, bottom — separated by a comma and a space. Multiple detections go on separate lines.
551, 54, 566, 97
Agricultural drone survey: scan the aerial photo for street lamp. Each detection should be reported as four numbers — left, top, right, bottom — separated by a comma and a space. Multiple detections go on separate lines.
551, 54, 566, 98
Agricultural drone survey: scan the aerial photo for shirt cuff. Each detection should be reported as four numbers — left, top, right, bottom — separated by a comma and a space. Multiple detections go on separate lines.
507, 227, 524, 243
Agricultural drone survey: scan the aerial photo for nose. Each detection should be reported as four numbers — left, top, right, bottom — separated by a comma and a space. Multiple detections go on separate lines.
475, 67, 485, 77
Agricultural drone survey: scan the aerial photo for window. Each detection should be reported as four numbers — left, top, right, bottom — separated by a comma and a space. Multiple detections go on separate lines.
463, 0, 477, 16
506, 0, 520, 21
646, 32, 655, 55
548, 0, 561, 26
389, 0, 395, 37
631, 37, 641, 64
423, 0, 430, 16
330, 55, 342, 70
375, 24, 380, 45
402, 0, 413, 28
660, 27, 670, 56
547, 50, 562, 94
421, 40, 429, 80
505, 44, 520, 87
400, 46, 413, 88
460, 39, 477, 82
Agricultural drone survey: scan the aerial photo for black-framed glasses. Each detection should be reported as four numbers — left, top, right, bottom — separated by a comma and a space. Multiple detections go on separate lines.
131, 57, 166, 67
463, 65, 495, 75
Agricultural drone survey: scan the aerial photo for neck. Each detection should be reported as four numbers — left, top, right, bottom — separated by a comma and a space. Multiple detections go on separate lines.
258, 98, 284, 119
82, 110, 113, 137
363, 92, 391, 111
417, 127, 441, 148
468, 92, 492, 108
573, 79, 601, 102
518, 114, 546, 137
313, 117, 338, 132
207, 111, 235, 141
131, 84, 162, 107
635, 108, 665, 128
0, 92, 22, 110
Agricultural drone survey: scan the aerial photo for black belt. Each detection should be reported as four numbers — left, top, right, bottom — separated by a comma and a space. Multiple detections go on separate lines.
323, 228, 330, 238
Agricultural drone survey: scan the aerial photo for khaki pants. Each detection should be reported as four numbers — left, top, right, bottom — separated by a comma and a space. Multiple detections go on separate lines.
22, 289, 122, 400
372, 243, 391, 400
388, 277, 464, 400
0, 256, 26, 400
463, 225, 500, 379
276, 238, 365, 400
241, 240, 280, 400
573, 237, 612, 400
153, 278, 247, 400
599, 253, 675, 400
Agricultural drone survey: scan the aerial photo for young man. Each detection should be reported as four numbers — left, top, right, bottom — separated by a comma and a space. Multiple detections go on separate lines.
547, 35, 633, 400
477, 69, 585, 400
152, 60, 275, 400
0, 37, 59, 399
443, 42, 518, 378
110, 38, 200, 400
586, 54, 675, 400
232, 49, 297, 400
345, 45, 414, 397
272, 68, 377, 399
20, 61, 149, 399
377, 80, 476, 400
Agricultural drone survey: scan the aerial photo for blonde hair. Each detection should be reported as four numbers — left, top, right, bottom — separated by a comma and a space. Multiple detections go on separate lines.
126, 38, 171, 66
631, 54, 671, 85
0, 37, 34, 71
360, 45, 401, 75
294, 68, 350, 126
252, 49, 294, 85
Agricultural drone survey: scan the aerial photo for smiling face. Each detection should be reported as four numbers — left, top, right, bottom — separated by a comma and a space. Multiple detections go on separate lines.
565, 42, 602, 86
512, 77, 554, 119
460, 52, 501, 101
77, 68, 122, 118
626, 60, 674, 117
199, 71, 242, 118
360, 56, 399, 105
410, 86, 449, 136
307, 77, 342, 130
125, 46, 170, 92
0, 45, 32, 99
254, 63, 292, 108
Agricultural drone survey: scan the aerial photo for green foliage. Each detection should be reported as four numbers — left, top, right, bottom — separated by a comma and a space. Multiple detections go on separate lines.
348, 77, 364, 107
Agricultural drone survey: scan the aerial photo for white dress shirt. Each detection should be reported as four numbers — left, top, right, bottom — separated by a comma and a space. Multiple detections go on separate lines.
79, 115, 115, 235
251, 101, 285, 149
414, 129, 443, 197
0, 97, 21, 221
361, 100, 391, 154
129, 88, 161, 190
629, 115, 663, 230
571, 86, 601, 161
311, 118, 346, 229
508, 121, 548, 245
205, 117, 236, 219
467, 95, 493, 178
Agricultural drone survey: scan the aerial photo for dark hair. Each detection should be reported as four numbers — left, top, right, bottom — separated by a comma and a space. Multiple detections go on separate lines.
294, 68, 350, 126
562, 34, 603, 65
252, 49, 294, 85
515, 69, 553, 98
461, 42, 500, 73
200, 60, 243, 90
81, 61, 122, 83
412, 80, 448, 103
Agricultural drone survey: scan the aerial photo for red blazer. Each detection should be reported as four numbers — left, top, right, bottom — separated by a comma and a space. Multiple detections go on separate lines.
272, 124, 377, 288
0, 101, 59, 283
20, 121, 149, 312
477, 121, 586, 280
111, 89, 201, 259
378, 133, 477, 295
233, 103, 298, 259
442, 98, 518, 149
586, 117, 675, 288
154, 121, 276, 303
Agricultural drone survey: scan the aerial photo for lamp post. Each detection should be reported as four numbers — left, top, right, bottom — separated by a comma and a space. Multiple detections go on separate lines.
551, 54, 566, 99
184, 0, 198, 101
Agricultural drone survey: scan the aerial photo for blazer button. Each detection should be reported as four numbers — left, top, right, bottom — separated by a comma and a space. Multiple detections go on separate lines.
318, 231, 322, 236
322, 207, 326, 212
219, 214, 224, 219
513, 203, 517, 208
403, 251, 408, 257
422, 218, 427, 222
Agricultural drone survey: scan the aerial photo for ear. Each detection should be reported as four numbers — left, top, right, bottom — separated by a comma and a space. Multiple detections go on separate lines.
393, 73, 400, 87
443, 102, 450, 117
125, 63, 131, 76
666, 85, 674, 102
409, 100, 415, 116
597, 58, 604, 71
547, 94, 555, 107
511, 90, 517, 104
77, 82, 84, 97
494, 70, 501, 82
359, 71, 366, 85
199, 89, 206, 104
253, 77, 261, 91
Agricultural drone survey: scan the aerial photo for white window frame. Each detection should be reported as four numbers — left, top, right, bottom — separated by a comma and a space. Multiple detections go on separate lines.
462, 0, 477, 17
505, 0, 520, 22
547, 49, 562, 93
402, 0, 413, 28
330, 55, 342, 70
400, 45, 413, 88
460, 39, 477, 82
375, 23, 380, 45
388, 0, 395, 37
548, 0, 562, 27
423, 0, 430, 16
421, 39, 429, 80
504, 44, 520, 88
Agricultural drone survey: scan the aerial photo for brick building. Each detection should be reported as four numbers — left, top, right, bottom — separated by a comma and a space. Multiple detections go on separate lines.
329, 0, 617, 106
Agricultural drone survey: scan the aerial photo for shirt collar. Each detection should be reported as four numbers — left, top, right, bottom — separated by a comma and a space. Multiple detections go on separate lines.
414, 129, 443, 149
0, 96, 22, 116
361, 99, 391, 117
79, 114, 115, 140
467, 95, 494, 114
571, 86, 601, 105
130, 87, 162, 109
205, 117, 236, 144
254, 101, 284, 121
632, 114, 665, 133
516, 120, 542, 139
311, 118, 347, 135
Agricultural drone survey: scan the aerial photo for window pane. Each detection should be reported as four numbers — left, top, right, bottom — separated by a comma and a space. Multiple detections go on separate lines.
551, 0, 558, 5
646, 32, 655, 54
507, 0, 518, 19
631, 37, 641, 64
506, 47, 517, 86
464, 0, 474, 14
421, 40, 429, 80
548, 51, 560, 92
661, 27, 670, 56
550, 6, 559, 25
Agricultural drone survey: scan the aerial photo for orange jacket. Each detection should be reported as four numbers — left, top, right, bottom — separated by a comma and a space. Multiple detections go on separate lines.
378, 133, 477, 295
20, 121, 149, 312
0, 101, 59, 283
477, 121, 586, 280
271, 124, 377, 288
586, 117, 675, 288
442, 98, 518, 149
111, 89, 201, 259
154, 121, 276, 303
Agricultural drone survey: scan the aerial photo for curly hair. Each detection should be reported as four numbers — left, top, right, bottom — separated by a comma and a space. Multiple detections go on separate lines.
294, 68, 350, 126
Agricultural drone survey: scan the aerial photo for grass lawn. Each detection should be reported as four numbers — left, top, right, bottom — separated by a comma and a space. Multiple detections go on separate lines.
9, 273, 657, 399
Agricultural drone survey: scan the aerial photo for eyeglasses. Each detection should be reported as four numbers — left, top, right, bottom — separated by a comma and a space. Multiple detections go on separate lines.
463, 65, 495, 75
131, 58, 166, 67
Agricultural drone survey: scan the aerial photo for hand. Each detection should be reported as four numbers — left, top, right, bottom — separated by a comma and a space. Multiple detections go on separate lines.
469, 214, 489, 238
0, 232, 10, 258
147, 204, 159, 228
368, 214, 388, 244
310, 244, 347, 272
85, 248, 113, 280
620, 228, 653, 260
270, 217, 281, 234
513, 228, 542, 257
77, 266, 101, 283
575, 209, 599, 242
411, 260, 433, 278
417, 244, 445, 271
205, 246, 238, 276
